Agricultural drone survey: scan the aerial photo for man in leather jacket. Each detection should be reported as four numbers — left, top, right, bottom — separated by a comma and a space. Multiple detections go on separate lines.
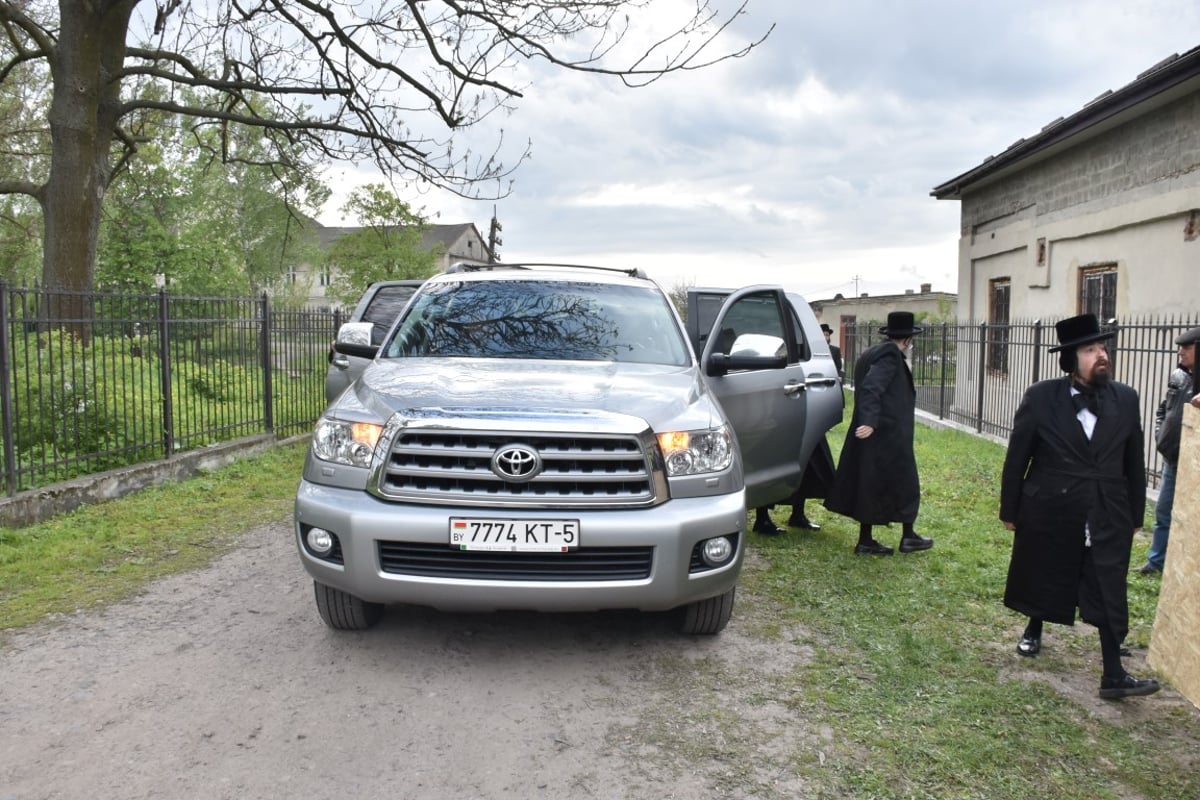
1138, 325, 1200, 574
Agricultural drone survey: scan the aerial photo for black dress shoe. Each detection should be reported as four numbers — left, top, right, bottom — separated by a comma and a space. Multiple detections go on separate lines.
753, 519, 786, 535
1017, 635, 1041, 657
787, 515, 821, 531
1099, 674, 1161, 699
899, 534, 934, 553
854, 540, 894, 556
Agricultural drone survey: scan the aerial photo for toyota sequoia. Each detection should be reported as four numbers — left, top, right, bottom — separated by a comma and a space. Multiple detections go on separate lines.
295, 263, 842, 634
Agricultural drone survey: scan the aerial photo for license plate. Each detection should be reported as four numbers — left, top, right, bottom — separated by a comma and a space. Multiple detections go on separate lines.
449, 517, 580, 552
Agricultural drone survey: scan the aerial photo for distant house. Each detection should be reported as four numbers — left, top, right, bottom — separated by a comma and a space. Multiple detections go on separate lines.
812, 283, 956, 362
295, 221, 493, 308
931, 46, 1200, 324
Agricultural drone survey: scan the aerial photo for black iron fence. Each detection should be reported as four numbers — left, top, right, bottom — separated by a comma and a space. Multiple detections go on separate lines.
4, 284, 1192, 500
0, 283, 339, 496
842, 314, 1199, 488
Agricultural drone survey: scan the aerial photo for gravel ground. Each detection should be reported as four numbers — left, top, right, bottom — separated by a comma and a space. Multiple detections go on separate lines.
0, 519, 820, 800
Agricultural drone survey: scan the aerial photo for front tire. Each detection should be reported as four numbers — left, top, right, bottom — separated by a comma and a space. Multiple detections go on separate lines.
313, 581, 383, 630
679, 586, 735, 635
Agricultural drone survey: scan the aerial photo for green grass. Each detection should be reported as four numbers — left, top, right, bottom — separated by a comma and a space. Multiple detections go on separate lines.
1, 414, 1197, 799
747, 399, 1199, 799
0, 442, 306, 632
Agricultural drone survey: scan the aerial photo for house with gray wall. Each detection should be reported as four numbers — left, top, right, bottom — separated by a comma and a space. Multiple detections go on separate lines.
812, 283, 956, 362
932, 46, 1200, 324
931, 45, 1200, 431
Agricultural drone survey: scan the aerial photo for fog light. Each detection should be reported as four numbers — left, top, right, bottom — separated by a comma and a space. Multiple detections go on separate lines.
702, 536, 734, 567
306, 527, 335, 556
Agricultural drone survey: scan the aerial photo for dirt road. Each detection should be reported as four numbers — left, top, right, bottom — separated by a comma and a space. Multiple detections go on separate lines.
0, 519, 818, 800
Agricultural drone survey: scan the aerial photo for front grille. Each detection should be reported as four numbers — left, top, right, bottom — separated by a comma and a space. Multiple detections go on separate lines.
376, 429, 657, 507
378, 541, 654, 581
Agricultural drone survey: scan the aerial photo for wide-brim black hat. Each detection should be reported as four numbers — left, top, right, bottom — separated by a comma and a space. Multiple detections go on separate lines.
1048, 313, 1116, 352
820, 323, 833, 334
879, 311, 922, 338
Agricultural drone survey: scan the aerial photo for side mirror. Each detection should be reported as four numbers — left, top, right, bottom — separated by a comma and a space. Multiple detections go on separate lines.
706, 352, 788, 377
333, 322, 379, 359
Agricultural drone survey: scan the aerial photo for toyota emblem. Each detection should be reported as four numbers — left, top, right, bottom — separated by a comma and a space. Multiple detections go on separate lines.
491, 444, 542, 482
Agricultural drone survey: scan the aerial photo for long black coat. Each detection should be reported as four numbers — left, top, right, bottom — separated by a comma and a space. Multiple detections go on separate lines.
999, 377, 1146, 639
824, 340, 919, 524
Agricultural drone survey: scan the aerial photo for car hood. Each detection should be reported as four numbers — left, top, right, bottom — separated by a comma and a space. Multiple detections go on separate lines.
330, 357, 723, 433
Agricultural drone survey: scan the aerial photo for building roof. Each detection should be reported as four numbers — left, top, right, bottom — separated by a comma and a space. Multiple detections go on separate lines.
931, 45, 1200, 200
315, 221, 489, 259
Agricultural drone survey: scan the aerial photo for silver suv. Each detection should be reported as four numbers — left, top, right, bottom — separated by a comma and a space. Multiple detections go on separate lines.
295, 264, 842, 634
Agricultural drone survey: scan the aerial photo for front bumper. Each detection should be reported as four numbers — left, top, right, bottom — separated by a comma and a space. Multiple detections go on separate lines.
294, 480, 747, 613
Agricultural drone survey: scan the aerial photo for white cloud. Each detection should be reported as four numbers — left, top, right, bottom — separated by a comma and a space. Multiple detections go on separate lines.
319, 0, 1200, 302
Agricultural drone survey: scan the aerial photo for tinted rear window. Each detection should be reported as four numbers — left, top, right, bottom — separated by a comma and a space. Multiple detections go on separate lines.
383, 280, 689, 365
361, 285, 420, 345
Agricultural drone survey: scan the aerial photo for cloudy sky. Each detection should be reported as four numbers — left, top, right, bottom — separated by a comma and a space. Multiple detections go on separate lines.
320, 0, 1200, 302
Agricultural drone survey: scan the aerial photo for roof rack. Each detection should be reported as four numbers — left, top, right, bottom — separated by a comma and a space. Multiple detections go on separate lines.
446, 261, 648, 279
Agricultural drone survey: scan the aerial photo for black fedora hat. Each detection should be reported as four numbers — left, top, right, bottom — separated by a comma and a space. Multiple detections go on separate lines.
820, 323, 833, 334
879, 311, 923, 338
1048, 313, 1116, 353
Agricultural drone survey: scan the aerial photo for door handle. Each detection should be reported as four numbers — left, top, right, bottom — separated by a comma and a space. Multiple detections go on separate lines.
805, 377, 839, 388
331, 354, 351, 370
783, 382, 805, 395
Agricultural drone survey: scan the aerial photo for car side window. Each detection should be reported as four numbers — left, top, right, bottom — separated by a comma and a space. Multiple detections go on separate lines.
361, 286, 418, 345
787, 304, 811, 363
715, 293, 791, 364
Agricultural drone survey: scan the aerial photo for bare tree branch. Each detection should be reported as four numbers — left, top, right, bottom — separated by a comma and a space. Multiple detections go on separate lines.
0, 0, 770, 297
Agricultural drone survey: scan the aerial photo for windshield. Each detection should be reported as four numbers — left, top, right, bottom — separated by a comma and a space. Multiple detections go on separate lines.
383, 279, 691, 366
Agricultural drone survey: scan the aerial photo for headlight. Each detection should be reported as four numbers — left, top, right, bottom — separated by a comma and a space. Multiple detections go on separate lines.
657, 425, 734, 476
312, 418, 383, 468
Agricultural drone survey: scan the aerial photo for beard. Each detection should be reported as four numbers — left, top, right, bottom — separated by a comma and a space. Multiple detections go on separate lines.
1074, 360, 1111, 388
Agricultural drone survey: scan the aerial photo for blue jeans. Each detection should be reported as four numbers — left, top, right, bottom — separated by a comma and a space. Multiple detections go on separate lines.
1148, 460, 1176, 570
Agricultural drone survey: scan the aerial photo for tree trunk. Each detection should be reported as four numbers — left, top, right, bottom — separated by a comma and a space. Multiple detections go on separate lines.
41, 0, 137, 334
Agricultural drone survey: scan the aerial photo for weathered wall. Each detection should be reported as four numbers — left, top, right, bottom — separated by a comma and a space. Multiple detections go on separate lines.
952, 90, 1200, 321
0, 434, 293, 529
1149, 404, 1200, 709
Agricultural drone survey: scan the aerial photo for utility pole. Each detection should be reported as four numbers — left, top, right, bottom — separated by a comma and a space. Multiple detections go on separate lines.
487, 206, 503, 263
852, 274, 861, 297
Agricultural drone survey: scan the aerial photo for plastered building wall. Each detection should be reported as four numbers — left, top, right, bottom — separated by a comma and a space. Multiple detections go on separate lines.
1149, 403, 1200, 708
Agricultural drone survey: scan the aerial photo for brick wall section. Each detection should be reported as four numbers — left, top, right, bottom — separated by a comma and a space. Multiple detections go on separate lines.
961, 92, 1200, 229
1149, 404, 1200, 709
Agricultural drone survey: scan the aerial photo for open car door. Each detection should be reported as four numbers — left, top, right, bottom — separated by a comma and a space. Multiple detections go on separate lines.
698, 287, 815, 509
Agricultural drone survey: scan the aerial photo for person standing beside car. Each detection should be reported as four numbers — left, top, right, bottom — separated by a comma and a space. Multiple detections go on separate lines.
1138, 325, 1200, 575
999, 314, 1157, 699
821, 323, 844, 382
824, 311, 933, 556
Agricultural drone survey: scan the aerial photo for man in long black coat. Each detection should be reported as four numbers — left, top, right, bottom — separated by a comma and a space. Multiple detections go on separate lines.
999, 313, 1158, 700
825, 311, 932, 555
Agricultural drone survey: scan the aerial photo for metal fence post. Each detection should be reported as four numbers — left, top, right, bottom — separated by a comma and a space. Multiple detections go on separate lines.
0, 282, 15, 497
261, 292, 274, 434
1031, 320, 1043, 384
975, 322, 987, 433
938, 322, 948, 419
158, 289, 175, 458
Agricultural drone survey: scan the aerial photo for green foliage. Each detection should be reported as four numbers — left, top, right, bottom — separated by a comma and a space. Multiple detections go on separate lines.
96, 91, 329, 296
324, 183, 440, 305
